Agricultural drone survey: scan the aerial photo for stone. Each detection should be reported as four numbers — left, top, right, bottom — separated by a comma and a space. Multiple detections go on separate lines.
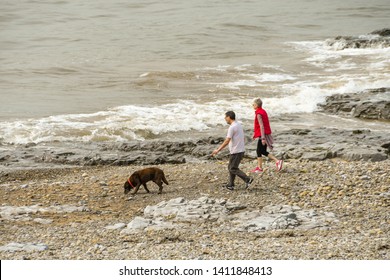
33, 218, 53, 224
0, 243, 48, 252
126, 216, 152, 230
318, 88, 390, 120
117, 197, 337, 235
105, 223, 126, 230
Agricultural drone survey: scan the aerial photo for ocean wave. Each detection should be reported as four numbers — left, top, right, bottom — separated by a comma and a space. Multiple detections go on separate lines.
0, 91, 328, 145
1, 79, 388, 146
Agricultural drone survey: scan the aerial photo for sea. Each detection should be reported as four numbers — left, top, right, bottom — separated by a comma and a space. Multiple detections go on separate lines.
1, 0, 389, 146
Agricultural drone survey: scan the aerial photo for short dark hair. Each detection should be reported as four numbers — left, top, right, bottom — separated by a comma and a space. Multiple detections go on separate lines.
225, 111, 236, 120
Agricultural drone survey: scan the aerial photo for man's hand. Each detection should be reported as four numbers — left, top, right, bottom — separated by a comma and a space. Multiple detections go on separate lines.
211, 137, 230, 157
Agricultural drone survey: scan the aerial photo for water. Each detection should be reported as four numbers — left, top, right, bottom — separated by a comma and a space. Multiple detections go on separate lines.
0, 0, 389, 144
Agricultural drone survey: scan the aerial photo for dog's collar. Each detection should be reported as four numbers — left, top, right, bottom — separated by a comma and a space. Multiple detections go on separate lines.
127, 178, 136, 189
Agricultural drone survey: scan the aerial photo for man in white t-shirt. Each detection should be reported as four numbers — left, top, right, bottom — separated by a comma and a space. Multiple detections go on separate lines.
211, 111, 253, 190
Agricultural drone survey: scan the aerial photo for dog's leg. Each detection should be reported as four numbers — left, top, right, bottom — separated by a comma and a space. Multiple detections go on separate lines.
131, 184, 141, 195
155, 181, 163, 194
143, 183, 150, 193
158, 184, 163, 194
153, 179, 163, 194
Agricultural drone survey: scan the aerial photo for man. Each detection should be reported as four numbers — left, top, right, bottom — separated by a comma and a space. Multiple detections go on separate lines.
211, 111, 253, 190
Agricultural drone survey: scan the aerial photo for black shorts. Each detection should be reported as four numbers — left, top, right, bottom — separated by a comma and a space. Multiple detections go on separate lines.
256, 139, 269, 157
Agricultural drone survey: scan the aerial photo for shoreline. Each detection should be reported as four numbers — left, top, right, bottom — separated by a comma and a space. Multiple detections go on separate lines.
1, 122, 388, 173
1, 87, 389, 172
1, 90, 389, 259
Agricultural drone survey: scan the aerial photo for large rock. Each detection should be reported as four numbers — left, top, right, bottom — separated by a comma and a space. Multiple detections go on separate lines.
119, 197, 338, 234
325, 29, 390, 50
318, 88, 390, 121
232, 205, 337, 232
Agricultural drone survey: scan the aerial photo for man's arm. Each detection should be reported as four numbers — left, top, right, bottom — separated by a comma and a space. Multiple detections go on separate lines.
211, 137, 231, 156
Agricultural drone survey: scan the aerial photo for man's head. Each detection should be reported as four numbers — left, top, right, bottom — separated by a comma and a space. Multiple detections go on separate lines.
225, 111, 236, 124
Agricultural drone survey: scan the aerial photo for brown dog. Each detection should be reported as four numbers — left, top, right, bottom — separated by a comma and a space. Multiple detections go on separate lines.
124, 167, 169, 195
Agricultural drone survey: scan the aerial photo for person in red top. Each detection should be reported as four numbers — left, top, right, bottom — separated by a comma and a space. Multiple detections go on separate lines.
251, 98, 283, 173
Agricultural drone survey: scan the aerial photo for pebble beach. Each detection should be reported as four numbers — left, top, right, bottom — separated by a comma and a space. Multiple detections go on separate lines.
1, 0, 389, 263
1, 158, 389, 260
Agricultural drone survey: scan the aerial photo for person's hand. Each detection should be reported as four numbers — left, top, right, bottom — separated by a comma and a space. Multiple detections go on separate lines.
211, 149, 219, 157
261, 139, 266, 145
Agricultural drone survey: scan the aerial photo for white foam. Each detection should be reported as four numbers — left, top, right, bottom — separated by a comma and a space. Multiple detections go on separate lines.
0, 100, 245, 144
245, 73, 296, 82
2, 71, 389, 145
288, 40, 390, 69
214, 79, 258, 89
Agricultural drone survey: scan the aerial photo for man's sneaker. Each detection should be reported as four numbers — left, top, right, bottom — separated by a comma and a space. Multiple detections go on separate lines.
250, 166, 263, 173
276, 160, 283, 172
223, 184, 234, 191
245, 177, 254, 189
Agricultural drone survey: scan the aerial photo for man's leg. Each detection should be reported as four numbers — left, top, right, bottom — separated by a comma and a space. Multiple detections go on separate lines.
229, 153, 249, 183
228, 154, 237, 186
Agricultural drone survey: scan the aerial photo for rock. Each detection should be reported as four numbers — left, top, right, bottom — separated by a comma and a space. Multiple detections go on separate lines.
318, 88, 390, 120
353, 100, 390, 120
105, 223, 126, 230
301, 151, 332, 161
118, 197, 337, 234
341, 148, 388, 162
325, 29, 390, 50
370, 28, 390, 37
33, 218, 53, 224
0, 204, 88, 221
121, 217, 152, 234
0, 243, 48, 252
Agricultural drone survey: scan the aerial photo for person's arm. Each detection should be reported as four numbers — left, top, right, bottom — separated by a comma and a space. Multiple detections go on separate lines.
257, 114, 266, 145
211, 137, 231, 156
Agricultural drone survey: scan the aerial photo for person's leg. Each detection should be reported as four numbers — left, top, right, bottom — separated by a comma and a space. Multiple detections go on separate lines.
267, 153, 283, 171
258, 140, 268, 169
268, 153, 278, 163
228, 154, 236, 187
252, 139, 264, 172
257, 157, 263, 169
229, 153, 250, 182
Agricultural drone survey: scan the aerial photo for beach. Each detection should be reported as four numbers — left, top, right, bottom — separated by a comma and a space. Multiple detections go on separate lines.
1, 0, 389, 261
1, 158, 389, 259
1, 86, 389, 260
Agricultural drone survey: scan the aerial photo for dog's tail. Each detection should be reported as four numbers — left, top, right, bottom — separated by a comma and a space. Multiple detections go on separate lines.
162, 174, 169, 185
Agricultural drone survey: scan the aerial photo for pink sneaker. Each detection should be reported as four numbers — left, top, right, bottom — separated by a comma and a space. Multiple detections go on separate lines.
250, 167, 263, 173
276, 160, 283, 171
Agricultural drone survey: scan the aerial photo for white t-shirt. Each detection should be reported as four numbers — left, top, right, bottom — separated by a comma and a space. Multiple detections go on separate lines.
226, 121, 245, 154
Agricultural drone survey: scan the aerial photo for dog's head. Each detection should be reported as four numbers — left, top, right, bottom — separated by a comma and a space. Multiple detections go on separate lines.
123, 179, 132, 194
123, 173, 139, 194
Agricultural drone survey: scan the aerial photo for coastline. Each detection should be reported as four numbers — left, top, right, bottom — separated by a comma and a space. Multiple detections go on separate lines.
1, 91, 389, 259
1, 116, 388, 171
1, 0, 389, 261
